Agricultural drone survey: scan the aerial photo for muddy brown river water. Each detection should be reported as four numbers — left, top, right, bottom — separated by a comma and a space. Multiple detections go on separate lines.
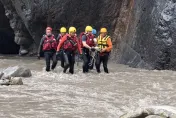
0, 56, 176, 118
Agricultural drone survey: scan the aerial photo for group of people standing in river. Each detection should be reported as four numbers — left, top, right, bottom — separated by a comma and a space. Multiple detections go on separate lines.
37, 26, 113, 74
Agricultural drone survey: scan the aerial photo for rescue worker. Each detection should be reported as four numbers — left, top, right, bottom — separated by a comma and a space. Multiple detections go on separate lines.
56, 27, 67, 68
81, 26, 97, 73
92, 29, 97, 45
57, 27, 82, 74
95, 28, 112, 73
92, 29, 97, 37
57, 27, 67, 42
37, 27, 58, 72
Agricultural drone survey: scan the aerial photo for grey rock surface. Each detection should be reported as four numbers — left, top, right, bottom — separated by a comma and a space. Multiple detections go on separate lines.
0, 76, 23, 85
120, 106, 176, 118
3, 66, 32, 77
146, 116, 165, 118
0, 66, 30, 85
10, 77, 23, 85
113, 0, 176, 70
0, 77, 10, 85
0, 72, 4, 79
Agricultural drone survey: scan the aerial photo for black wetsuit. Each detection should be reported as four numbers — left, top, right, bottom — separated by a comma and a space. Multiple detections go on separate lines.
38, 35, 58, 72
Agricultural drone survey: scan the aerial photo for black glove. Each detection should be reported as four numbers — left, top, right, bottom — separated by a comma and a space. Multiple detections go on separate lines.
57, 51, 62, 56
79, 54, 83, 59
56, 51, 59, 56
90, 47, 96, 52
56, 51, 62, 60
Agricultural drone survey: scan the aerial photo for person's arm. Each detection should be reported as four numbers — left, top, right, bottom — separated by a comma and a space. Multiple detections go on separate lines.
37, 36, 45, 56
76, 39, 82, 54
82, 35, 91, 49
93, 38, 97, 46
57, 35, 67, 51
105, 38, 113, 52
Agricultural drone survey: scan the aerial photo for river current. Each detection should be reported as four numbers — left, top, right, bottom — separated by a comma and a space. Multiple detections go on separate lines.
0, 55, 176, 118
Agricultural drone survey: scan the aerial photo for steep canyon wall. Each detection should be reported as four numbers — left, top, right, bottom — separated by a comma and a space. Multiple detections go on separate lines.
1, 0, 176, 69
113, 0, 176, 69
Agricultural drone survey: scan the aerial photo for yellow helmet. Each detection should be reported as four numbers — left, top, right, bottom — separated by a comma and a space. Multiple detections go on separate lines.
60, 27, 67, 33
100, 28, 107, 33
69, 27, 76, 33
85, 26, 93, 32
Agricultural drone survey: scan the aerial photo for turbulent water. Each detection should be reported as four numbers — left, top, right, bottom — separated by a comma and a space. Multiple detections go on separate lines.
0, 56, 176, 118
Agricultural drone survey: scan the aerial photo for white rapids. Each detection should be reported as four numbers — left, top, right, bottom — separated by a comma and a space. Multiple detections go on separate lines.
0, 56, 176, 118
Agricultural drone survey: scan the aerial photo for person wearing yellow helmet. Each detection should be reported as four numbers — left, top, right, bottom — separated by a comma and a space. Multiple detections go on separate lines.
57, 27, 67, 43
60, 27, 67, 33
95, 28, 112, 73
37, 27, 58, 72
56, 27, 67, 68
57, 27, 82, 74
79, 26, 97, 73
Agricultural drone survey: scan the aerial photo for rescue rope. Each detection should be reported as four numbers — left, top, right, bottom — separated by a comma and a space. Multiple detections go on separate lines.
88, 51, 96, 66
88, 47, 101, 66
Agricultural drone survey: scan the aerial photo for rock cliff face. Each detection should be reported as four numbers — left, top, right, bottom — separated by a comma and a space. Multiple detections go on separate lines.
0, 0, 176, 69
0, 2, 19, 54
113, 0, 176, 70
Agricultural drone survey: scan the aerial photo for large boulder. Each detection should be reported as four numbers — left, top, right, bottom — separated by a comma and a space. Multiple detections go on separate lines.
0, 66, 30, 85
3, 66, 32, 77
120, 106, 176, 118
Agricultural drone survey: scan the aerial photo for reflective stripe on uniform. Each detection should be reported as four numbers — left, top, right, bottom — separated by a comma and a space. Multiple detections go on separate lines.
97, 35, 110, 49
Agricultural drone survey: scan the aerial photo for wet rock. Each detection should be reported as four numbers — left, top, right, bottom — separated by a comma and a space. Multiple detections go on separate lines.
0, 72, 4, 79
0, 79, 10, 85
118, 42, 151, 69
10, 77, 23, 85
3, 66, 32, 77
120, 106, 176, 118
0, 76, 11, 85
146, 116, 165, 118
19, 48, 28, 56
0, 76, 23, 85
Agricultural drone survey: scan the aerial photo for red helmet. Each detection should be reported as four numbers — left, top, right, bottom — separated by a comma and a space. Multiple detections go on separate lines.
46, 27, 52, 31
